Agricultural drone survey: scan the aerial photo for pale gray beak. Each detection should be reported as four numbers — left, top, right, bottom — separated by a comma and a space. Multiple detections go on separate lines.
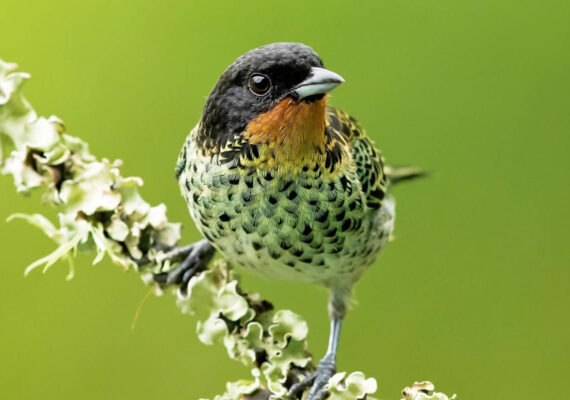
292, 67, 345, 100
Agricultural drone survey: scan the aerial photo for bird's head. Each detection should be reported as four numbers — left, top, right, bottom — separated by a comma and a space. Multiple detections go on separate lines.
198, 42, 344, 170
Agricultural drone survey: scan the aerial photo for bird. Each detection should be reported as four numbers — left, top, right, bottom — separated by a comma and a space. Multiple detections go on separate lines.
154, 42, 425, 400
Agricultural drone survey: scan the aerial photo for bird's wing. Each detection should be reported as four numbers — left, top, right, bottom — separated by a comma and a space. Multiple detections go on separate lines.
325, 107, 388, 210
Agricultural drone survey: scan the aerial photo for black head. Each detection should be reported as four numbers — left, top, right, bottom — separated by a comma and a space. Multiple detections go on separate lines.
198, 42, 343, 149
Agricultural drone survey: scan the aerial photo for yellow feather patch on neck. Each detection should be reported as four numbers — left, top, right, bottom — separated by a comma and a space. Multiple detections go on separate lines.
243, 96, 327, 170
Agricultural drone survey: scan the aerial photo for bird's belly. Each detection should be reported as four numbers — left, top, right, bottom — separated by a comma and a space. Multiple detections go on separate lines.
179, 152, 394, 286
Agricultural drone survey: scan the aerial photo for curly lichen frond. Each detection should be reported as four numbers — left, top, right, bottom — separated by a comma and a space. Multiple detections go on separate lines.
0, 60, 181, 276
0, 59, 454, 400
401, 382, 456, 400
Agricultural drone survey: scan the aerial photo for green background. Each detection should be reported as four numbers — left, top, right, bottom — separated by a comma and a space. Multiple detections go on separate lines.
1, 0, 569, 399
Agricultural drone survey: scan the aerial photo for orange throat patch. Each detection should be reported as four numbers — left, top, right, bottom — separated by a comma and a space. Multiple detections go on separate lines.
243, 96, 327, 170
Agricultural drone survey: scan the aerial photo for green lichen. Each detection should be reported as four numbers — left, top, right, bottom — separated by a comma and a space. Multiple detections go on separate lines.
0, 59, 455, 400
0, 61, 181, 278
401, 382, 456, 400
178, 260, 313, 398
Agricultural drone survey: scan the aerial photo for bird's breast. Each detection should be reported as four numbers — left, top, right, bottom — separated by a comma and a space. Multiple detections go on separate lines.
178, 134, 393, 286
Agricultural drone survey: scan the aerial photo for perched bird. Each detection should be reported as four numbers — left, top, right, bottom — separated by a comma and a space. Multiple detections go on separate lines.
155, 42, 425, 400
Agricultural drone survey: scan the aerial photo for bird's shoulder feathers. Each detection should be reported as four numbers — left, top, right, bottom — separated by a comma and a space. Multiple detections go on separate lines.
325, 107, 387, 209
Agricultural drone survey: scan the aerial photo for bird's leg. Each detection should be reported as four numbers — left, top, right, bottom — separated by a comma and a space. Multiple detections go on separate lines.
153, 239, 215, 291
289, 317, 342, 399
289, 288, 348, 400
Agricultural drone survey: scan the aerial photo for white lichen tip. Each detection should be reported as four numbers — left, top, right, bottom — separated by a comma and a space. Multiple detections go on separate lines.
401, 381, 456, 400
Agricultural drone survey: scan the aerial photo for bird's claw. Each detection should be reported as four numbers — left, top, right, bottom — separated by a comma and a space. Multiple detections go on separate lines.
289, 354, 336, 400
153, 239, 215, 292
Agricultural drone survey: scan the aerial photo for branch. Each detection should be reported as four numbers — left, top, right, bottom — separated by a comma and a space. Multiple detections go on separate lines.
0, 59, 455, 400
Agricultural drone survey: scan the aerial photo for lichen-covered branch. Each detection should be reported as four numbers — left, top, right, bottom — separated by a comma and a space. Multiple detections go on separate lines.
0, 59, 455, 400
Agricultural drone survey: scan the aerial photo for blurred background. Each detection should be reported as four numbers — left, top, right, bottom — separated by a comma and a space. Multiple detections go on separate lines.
1, 0, 569, 399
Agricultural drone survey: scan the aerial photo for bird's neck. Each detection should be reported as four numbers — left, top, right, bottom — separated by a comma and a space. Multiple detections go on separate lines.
241, 96, 328, 172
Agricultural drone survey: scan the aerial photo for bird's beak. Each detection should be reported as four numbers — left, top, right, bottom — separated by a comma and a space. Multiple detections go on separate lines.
292, 67, 345, 100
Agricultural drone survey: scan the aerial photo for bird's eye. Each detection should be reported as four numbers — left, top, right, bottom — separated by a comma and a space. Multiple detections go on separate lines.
249, 74, 271, 96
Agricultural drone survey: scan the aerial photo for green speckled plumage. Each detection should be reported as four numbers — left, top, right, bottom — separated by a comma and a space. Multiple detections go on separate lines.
177, 106, 394, 290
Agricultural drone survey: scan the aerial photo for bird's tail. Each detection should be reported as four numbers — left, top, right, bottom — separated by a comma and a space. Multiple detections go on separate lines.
385, 164, 429, 185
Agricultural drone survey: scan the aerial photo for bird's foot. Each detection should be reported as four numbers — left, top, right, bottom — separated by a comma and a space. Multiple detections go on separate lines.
153, 239, 215, 292
289, 354, 336, 400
